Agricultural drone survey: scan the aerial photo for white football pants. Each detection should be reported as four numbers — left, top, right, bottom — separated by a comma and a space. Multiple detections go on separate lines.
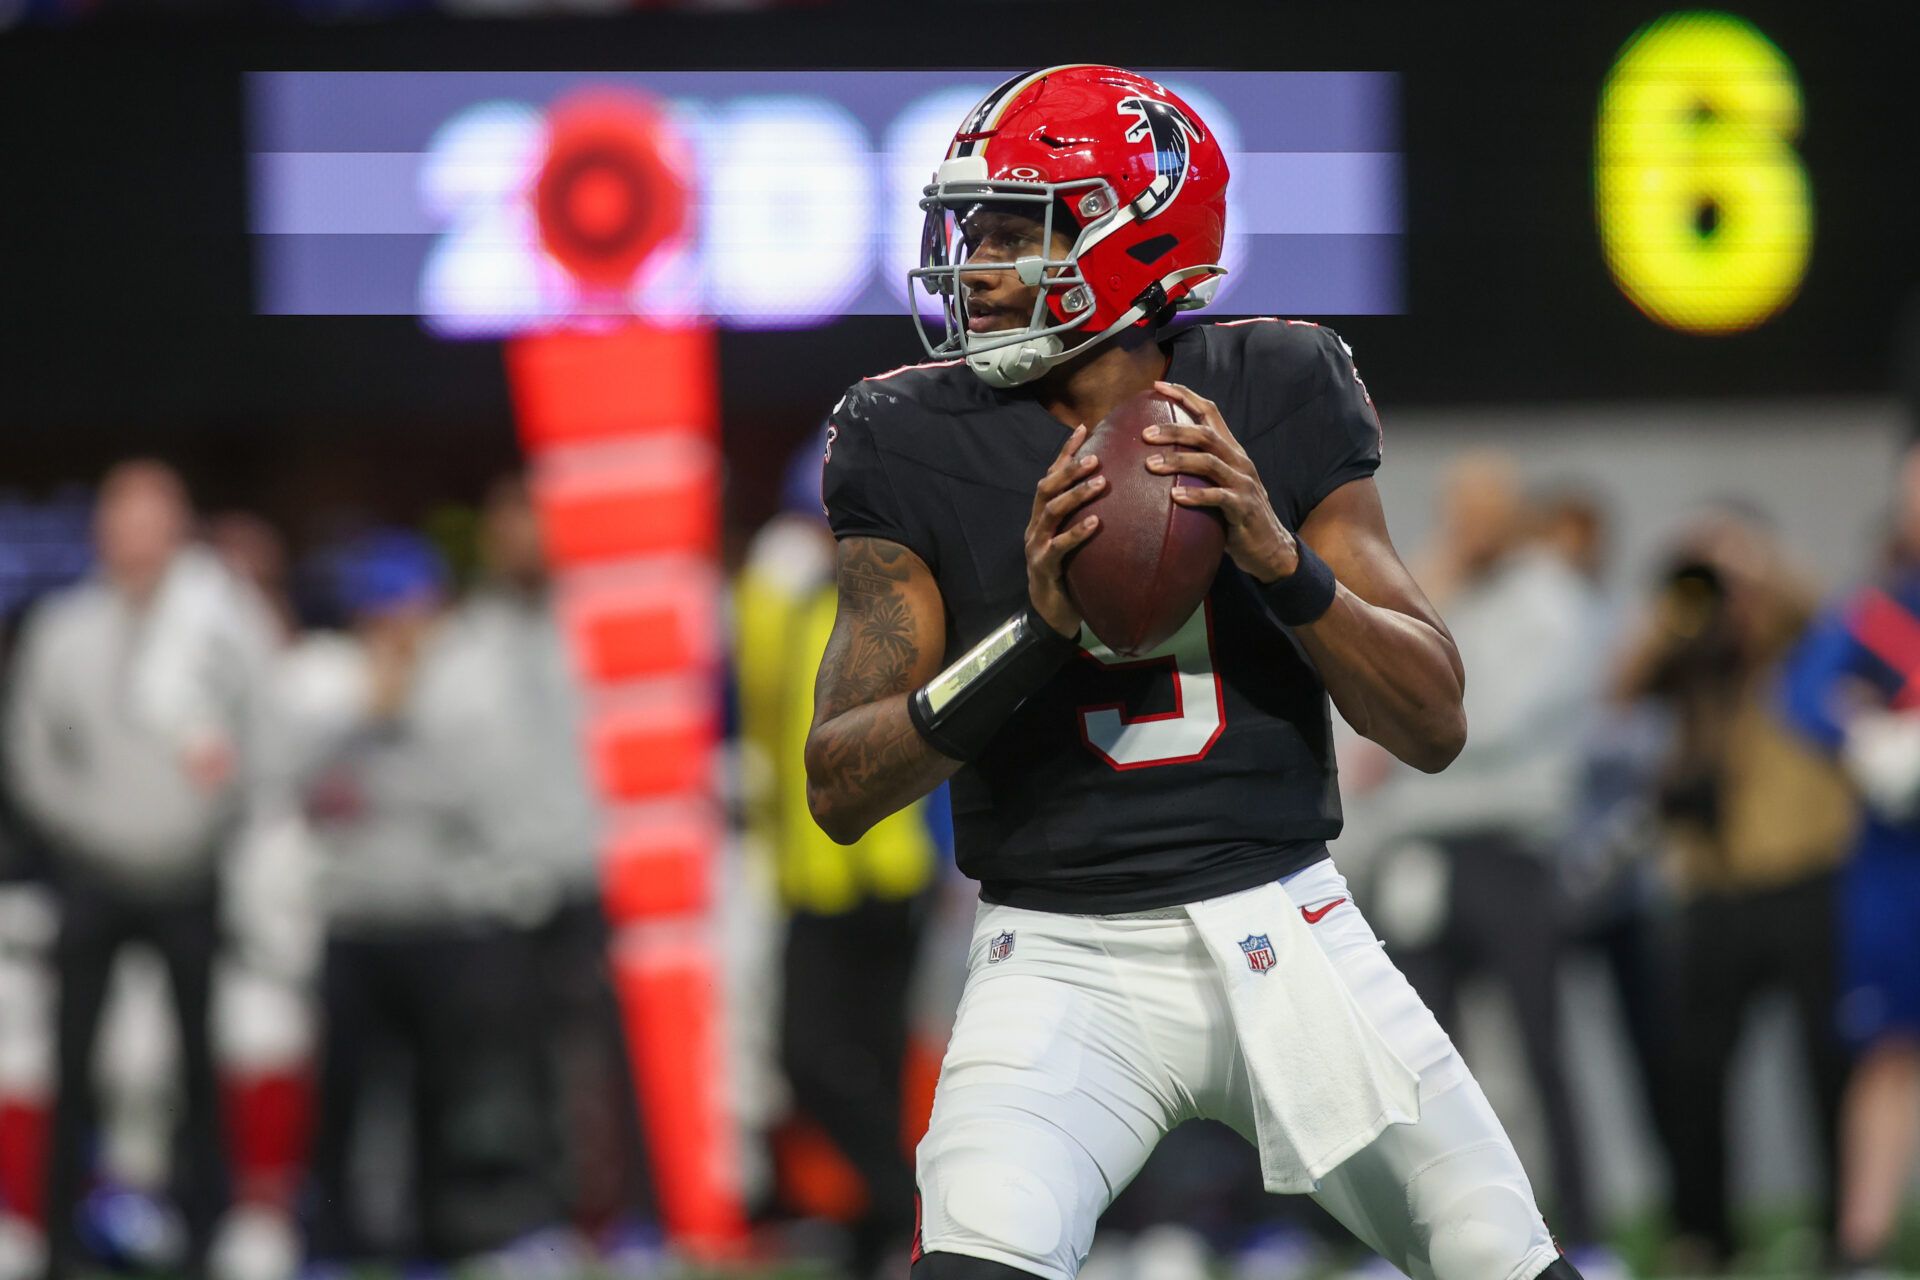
915, 859, 1563, 1280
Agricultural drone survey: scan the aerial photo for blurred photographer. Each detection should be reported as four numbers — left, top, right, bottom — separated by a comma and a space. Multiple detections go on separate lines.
1780, 446, 1920, 1273
1615, 507, 1854, 1270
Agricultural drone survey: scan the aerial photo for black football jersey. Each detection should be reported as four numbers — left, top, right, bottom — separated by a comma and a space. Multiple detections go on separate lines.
822, 319, 1384, 912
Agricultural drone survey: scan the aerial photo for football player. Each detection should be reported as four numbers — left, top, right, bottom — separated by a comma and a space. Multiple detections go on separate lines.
805, 65, 1584, 1280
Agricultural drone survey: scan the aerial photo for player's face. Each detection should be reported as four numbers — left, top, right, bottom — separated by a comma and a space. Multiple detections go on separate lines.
955, 207, 1074, 335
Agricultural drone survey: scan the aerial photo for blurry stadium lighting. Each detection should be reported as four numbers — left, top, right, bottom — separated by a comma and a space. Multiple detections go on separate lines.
418, 102, 551, 337
706, 97, 873, 324
1594, 10, 1813, 335
250, 71, 1406, 326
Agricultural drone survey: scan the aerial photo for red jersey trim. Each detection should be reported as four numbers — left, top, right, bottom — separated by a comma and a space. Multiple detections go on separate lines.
866, 358, 965, 383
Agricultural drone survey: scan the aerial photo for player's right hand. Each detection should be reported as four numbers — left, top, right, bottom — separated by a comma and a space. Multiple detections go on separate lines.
1026, 424, 1102, 639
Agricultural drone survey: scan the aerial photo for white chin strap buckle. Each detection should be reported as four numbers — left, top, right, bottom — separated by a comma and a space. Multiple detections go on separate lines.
967, 335, 1065, 388
1177, 275, 1222, 310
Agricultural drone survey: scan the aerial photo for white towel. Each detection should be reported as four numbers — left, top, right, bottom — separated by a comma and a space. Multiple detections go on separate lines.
1185, 878, 1420, 1192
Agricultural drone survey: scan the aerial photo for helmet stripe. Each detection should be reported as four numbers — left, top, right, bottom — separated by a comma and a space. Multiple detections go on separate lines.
950, 71, 1026, 159
949, 64, 1102, 160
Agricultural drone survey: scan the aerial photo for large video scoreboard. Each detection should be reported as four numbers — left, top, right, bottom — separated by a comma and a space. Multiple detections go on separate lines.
5, 0, 1915, 423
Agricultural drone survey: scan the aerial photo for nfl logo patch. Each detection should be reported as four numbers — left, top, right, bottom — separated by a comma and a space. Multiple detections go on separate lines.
988, 930, 1016, 964
1239, 934, 1276, 974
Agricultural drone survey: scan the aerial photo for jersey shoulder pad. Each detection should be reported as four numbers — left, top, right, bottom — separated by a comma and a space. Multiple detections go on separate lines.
1207, 317, 1356, 394
1213, 316, 1351, 376
844, 356, 980, 420
831, 357, 993, 473
1201, 319, 1381, 522
822, 360, 976, 566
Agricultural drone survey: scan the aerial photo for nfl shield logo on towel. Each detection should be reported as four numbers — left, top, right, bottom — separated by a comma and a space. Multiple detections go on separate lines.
1239, 934, 1276, 974
988, 931, 1016, 964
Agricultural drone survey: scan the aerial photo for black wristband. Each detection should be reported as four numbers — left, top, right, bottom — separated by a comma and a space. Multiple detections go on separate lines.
908, 602, 1079, 761
1256, 540, 1338, 626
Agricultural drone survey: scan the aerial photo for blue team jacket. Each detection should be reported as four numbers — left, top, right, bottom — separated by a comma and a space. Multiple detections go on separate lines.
1780, 571, 1920, 861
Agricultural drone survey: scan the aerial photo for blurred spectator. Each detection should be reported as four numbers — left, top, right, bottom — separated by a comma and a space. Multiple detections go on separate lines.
205, 513, 319, 1280
1615, 506, 1854, 1270
0, 619, 55, 1278
432, 476, 654, 1243
207, 513, 298, 642
734, 442, 937, 1279
1780, 445, 1920, 1271
0, 603, 45, 888
1533, 486, 1610, 588
4, 461, 279, 1279
1367, 453, 1601, 1249
1537, 488, 1679, 1174
289, 530, 557, 1268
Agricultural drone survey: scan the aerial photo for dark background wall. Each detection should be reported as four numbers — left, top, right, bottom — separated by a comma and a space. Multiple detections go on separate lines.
3, 0, 1915, 539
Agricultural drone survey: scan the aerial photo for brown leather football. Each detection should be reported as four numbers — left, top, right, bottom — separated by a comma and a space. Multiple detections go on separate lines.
1061, 390, 1227, 656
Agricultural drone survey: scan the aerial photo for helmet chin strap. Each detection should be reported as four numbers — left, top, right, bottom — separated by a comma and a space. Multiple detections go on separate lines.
964, 304, 1147, 388
962, 298, 1157, 389
966, 333, 1066, 388
961, 263, 1225, 389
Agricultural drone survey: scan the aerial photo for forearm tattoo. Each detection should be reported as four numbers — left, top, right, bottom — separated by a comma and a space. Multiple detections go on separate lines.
815, 538, 921, 721
808, 538, 952, 820
810, 712, 931, 798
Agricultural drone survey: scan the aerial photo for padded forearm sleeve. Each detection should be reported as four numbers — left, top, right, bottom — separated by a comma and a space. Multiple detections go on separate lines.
908, 603, 1079, 761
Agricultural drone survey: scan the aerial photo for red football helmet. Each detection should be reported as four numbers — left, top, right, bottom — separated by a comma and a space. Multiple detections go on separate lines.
910, 65, 1230, 387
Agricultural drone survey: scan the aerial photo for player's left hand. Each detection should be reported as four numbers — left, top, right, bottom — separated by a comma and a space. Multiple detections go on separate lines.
1146, 381, 1299, 583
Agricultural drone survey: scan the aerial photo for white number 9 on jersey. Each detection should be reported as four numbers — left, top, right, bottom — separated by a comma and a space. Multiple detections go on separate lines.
1076, 603, 1225, 770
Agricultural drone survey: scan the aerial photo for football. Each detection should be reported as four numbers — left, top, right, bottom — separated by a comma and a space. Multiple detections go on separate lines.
1062, 390, 1227, 657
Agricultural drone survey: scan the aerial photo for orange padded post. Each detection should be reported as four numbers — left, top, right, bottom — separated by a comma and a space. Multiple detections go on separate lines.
601, 802, 719, 922
506, 325, 716, 449
509, 317, 745, 1255
610, 931, 743, 1247
558, 564, 718, 684
500, 85, 742, 1260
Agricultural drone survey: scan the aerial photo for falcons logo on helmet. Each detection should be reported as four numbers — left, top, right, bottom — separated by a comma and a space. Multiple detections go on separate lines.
1115, 96, 1203, 221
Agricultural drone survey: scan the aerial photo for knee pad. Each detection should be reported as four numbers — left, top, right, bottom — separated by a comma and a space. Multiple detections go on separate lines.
1409, 1138, 1557, 1280
1361, 1076, 1557, 1280
917, 1109, 1103, 1280
918, 1137, 1072, 1276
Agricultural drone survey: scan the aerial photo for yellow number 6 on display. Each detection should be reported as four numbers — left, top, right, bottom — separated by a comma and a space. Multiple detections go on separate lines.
1594, 11, 1812, 335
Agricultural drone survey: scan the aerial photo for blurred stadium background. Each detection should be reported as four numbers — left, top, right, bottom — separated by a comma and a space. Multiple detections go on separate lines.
3, 2, 1919, 1278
